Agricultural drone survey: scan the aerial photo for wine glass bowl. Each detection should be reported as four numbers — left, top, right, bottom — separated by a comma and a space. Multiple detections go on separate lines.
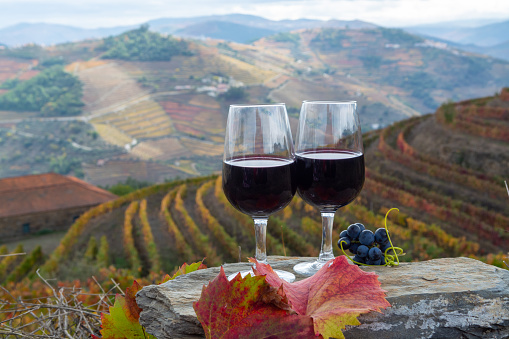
293, 101, 364, 276
222, 103, 297, 282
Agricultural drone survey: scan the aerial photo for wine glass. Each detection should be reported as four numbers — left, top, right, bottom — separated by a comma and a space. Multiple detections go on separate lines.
293, 101, 364, 276
222, 103, 297, 282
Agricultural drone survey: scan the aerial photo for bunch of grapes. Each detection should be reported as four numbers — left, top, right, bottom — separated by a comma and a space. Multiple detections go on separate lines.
337, 223, 391, 266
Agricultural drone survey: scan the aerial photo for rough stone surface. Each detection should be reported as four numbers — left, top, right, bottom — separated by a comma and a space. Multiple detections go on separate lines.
136, 256, 509, 338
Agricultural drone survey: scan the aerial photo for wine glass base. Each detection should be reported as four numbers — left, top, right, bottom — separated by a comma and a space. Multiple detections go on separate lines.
227, 269, 296, 283
293, 260, 327, 277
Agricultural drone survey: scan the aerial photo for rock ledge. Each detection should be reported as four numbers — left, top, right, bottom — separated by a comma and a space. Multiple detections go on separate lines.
136, 257, 509, 338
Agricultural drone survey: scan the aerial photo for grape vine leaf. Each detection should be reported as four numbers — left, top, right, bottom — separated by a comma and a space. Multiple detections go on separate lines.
161, 261, 208, 283
100, 280, 156, 339
251, 256, 391, 339
193, 267, 320, 339
99, 261, 207, 338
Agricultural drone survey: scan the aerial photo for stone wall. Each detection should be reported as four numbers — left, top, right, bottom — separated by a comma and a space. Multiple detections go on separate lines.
0, 205, 93, 239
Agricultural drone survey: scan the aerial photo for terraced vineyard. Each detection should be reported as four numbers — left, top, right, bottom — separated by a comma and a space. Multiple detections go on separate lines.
82, 160, 189, 187
2, 94, 509, 288
91, 99, 173, 140
3, 92, 508, 284
0, 57, 38, 83
71, 60, 149, 114
0, 89, 509, 281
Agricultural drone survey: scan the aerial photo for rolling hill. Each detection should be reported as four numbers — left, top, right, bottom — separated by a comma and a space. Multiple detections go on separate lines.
0, 26, 508, 186
0, 22, 137, 46
1, 89, 507, 286
405, 19, 509, 47
0, 14, 377, 47
175, 21, 277, 44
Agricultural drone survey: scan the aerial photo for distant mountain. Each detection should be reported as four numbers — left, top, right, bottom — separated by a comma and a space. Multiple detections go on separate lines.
174, 21, 276, 43
149, 14, 376, 34
484, 40, 509, 61
447, 40, 509, 62
0, 22, 136, 46
405, 19, 509, 47
0, 14, 377, 47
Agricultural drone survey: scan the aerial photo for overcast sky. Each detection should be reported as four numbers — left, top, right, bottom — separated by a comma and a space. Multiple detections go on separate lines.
0, 0, 508, 29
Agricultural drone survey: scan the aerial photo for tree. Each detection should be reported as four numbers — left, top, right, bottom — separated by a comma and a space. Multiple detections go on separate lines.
101, 25, 191, 62
219, 87, 248, 101
0, 65, 84, 116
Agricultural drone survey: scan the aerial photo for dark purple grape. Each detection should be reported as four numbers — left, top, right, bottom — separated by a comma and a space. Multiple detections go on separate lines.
349, 242, 360, 254
357, 245, 369, 258
374, 228, 389, 244
359, 230, 375, 246
380, 242, 392, 254
355, 223, 365, 232
338, 237, 351, 250
353, 255, 365, 264
347, 224, 361, 239
339, 230, 349, 239
371, 258, 382, 265
368, 247, 382, 261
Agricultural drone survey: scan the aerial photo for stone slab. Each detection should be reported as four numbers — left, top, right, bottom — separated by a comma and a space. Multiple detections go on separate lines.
136, 256, 509, 338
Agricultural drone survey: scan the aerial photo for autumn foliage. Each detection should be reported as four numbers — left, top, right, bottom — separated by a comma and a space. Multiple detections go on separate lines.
194, 257, 390, 339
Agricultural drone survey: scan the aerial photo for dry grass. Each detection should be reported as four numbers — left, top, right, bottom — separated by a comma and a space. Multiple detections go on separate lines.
91, 100, 174, 140
130, 137, 188, 161
65, 60, 108, 74
180, 137, 223, 157
170, 160, 199, 175
92, 123, 133, 147
0, 270, 121, 338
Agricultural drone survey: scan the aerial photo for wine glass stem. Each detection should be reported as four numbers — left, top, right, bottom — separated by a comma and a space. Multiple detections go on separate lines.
318, 212, 336, 264
253, 218, 268, 265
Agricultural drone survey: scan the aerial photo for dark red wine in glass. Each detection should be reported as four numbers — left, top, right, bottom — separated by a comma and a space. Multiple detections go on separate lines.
293, 101, 364, 276
223, 157, 296, 217
222, 103, 297, 282
296, 149, 364, 211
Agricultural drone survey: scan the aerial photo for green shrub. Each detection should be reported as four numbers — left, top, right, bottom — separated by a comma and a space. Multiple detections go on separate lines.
97, 236, 110, 267
6, 246, 44, 283
0, 65, 83, 116
101, 25, 191, 61
84, 236, 98, 261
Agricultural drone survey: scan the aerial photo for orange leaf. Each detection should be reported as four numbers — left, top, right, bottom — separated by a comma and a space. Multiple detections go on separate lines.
252, 256, 391, 339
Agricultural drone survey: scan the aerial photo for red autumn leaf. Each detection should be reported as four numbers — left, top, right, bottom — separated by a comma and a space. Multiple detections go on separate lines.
193, 267, 320, 339
252, 256, 391, 339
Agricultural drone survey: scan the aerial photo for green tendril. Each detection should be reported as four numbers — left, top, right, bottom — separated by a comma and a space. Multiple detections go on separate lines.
339, 207, 404, 267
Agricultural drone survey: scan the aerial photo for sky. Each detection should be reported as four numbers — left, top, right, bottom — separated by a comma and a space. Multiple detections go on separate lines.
0, 0, 508, 29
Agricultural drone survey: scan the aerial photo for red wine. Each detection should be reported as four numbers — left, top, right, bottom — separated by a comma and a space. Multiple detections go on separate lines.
296, 150, 365, 211
222, 157, 296, 217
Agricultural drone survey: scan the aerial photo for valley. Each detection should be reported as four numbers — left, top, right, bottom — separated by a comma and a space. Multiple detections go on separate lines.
0, 25, 508, 186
